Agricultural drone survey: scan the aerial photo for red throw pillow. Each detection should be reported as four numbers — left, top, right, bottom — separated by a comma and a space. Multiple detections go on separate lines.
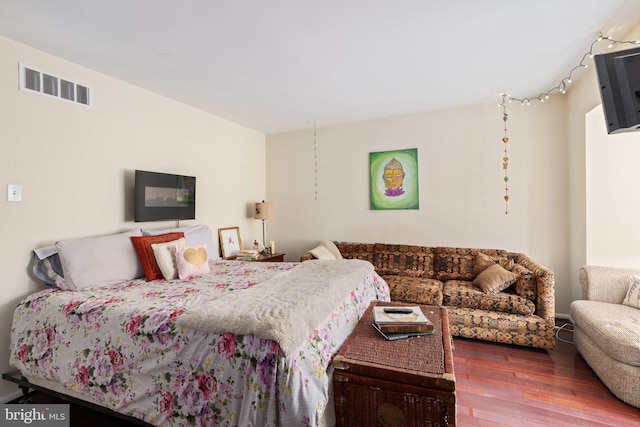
131, 232, 185, 281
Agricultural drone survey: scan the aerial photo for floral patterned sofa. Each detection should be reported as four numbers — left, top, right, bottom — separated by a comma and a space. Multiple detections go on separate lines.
301, 242, 555, 349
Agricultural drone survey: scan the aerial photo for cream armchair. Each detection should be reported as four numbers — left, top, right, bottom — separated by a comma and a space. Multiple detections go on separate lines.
570, 266, 640, 408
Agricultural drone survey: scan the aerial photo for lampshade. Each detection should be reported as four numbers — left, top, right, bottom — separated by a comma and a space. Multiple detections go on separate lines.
254, 201, 273, 220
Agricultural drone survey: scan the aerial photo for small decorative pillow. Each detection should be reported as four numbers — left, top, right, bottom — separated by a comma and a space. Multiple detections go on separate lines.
473, 263, 518, 294
309, 245, 335, 259
472, 252, 496, 277
320, 240, 343, 259
499, 257, 515, 271
309, 240, 343, 260
622, 276, 640, 309
175, 244, 210, 280
151, 238, 186, 281
131, 232, 185, 280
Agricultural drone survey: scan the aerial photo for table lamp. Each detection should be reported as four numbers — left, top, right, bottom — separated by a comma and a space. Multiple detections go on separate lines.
254, 200, 273, 248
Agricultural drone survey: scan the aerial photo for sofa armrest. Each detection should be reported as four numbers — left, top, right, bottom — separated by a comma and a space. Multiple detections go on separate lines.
578, 265, 640, 303
513, 253, 555, 326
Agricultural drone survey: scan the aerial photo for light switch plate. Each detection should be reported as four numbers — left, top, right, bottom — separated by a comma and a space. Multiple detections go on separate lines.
7, 184, 22, 202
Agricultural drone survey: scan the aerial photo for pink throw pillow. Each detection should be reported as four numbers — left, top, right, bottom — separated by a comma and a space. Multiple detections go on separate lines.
175, 244, 210, 280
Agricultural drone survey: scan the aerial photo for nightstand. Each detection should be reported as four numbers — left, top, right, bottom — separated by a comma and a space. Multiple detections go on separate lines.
255, 253, 285, 262
227, 253, 286, 262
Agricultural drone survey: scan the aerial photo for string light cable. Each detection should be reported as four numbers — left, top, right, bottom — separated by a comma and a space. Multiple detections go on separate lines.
496, 32, 640, 214
499, 32, 640, 108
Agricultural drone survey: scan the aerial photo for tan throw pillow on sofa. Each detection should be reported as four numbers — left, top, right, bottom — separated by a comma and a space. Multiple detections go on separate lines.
473, 252, 496, 276
473, 263, 518, 294
499, 257, 515, 271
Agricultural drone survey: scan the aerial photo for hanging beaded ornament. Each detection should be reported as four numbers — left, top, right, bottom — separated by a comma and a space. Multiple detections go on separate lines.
313, 121, 318, 201
502, 107, 509, 215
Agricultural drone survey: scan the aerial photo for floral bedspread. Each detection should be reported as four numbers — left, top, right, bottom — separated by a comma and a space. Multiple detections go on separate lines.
9, 260, 389, 426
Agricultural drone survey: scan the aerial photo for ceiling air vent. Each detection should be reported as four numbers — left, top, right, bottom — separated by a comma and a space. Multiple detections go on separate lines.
19, 64, 91, 106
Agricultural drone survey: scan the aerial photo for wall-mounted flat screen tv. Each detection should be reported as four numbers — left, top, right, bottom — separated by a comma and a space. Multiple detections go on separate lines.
134, 170, 196, 222
594, 45, 640, 134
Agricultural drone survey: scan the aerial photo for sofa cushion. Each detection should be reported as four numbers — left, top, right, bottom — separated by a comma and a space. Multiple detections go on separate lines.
335, 242, 375, 265
373, 243, 435, 277
383, 275, 443, 306
474, 264, 518, 294
435, 247, 508, 281
571, 300, 640, 366
435, 247, 475, 281
443, 280, 535, 316
446, 307, 555, 349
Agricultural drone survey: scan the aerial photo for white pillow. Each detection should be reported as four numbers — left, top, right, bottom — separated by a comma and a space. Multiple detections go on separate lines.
152, 238, 186, 280
55, 229, 143, 290
308, 240, 343, 260
142, 225, 219, 261
320, 240, 343, 259
622, 276, 640, 309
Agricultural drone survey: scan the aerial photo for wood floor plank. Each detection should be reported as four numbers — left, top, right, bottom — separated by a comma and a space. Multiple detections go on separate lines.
453, 329, 640, 427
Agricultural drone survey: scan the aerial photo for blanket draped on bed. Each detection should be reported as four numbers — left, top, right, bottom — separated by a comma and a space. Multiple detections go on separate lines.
177, 259, 374, 355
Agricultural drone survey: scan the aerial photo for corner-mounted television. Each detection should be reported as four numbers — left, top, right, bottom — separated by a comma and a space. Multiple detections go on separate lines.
594, 45, 640, 134
134, 170, 196, 222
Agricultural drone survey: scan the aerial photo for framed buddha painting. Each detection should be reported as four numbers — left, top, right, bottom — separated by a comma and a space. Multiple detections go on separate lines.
369, 148, 419, 210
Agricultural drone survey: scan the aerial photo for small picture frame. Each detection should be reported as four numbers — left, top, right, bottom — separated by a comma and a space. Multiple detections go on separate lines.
218, 226, 242, 258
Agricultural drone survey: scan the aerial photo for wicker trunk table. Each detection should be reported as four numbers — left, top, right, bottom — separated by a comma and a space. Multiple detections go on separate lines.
333, 301, 456, 427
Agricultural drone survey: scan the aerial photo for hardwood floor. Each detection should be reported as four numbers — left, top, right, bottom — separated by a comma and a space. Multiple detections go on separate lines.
14, 321, 640, 426
453, 323, 640, 426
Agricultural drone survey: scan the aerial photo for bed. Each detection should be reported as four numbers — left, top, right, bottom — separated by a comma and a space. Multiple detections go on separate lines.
8, 228, 389, 427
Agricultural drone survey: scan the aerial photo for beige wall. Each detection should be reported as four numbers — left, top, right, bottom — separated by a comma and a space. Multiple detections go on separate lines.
266, 100, 571, 312
0, 36, 267, 400
586, 106, 640, 265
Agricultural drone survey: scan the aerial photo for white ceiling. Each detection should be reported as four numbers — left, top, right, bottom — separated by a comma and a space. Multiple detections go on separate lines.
1, 1, 640, 134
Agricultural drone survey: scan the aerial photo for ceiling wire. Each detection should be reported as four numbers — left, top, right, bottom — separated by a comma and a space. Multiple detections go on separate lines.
498, 32, 640, 107
314, 121, 318, 201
